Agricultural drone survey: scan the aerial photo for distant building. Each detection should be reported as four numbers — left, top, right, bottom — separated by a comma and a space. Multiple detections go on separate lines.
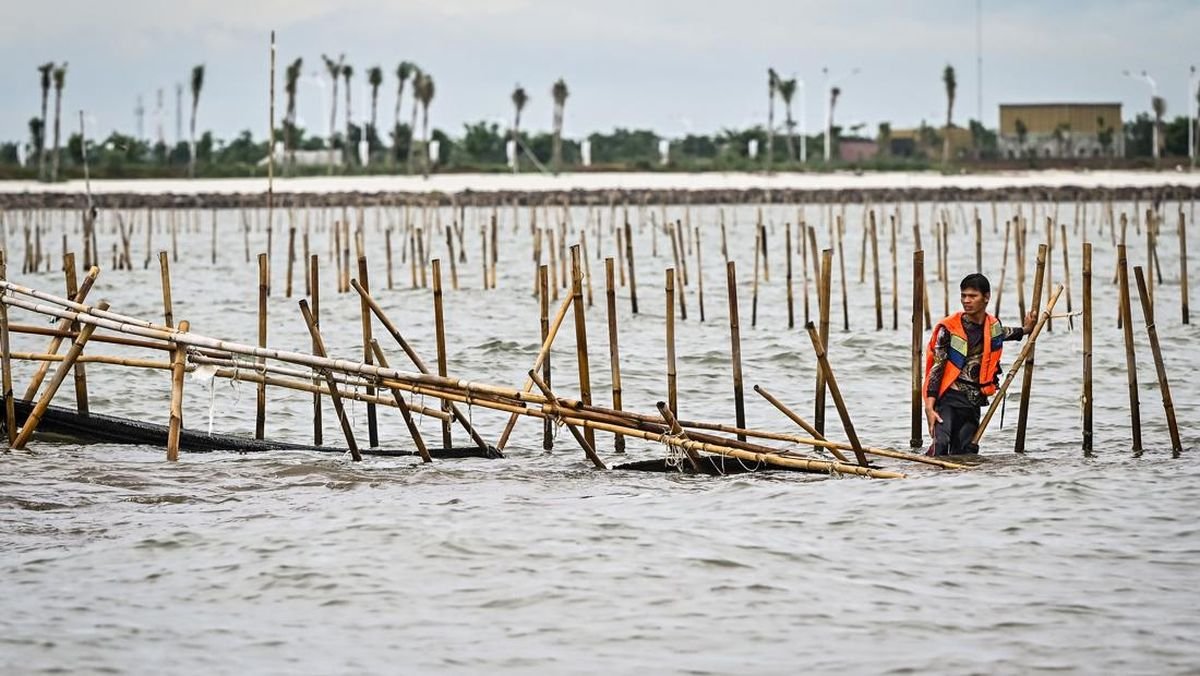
886, 125, 973, 158
837, 138, 878, 162
998, 103, 1123, 158
258, 148, 332, 167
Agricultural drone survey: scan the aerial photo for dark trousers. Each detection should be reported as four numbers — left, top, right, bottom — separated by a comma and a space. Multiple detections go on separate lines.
930, 397, 981, 456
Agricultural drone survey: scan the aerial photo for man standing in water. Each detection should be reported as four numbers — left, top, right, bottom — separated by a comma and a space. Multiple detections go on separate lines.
924, 274, 1035, 456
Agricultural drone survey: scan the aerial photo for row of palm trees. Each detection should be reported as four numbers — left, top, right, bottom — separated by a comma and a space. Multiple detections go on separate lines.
34, 62, 66, 182
764, 68, 802, 167
508, 79, 570, 174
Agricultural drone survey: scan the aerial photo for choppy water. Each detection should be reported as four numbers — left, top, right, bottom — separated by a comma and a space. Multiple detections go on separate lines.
2, 200, 1198, 674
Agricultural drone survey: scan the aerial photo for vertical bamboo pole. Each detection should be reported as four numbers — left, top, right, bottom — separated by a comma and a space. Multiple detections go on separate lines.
11, 301, 110, 450
255, 253, 268, 439
446, 226, 459, 291
159, 251, 174, 328
665, 268, 678, 416
570, 245, 595, 448
815, 249, 833, 435
431, 258, 452, 449
0, 251, 14, 445
63, 254, 89, 415
871, 215, 882, 330
604, 258, 625, 453
1181, 211, 1190, 324
286, 226, 296, 298
385, 227, 394, 290
369, 340, 431, 462
694, 225, 705, 322
994, 220, 1011, 316
1134, 266, 1183, 455
356, 255, 379, 448
837, 215, 849, 331
910, 250, 925, 449
1014, 244, 1046, 453
786, 221, 795, 329
489, 215, 498, 288
310, 254, 322, 445
941, 220, 950, 317
624, 221, 638, 314
298, 300, 361, 461
167, 319, 190, 461
1117, 244, 1142, 453
211, 208, 218, 265
1059, 223, 1074, 330
581, 230, 594, 308
750, 224, 761, 327
726, 261, 746, 441
539, 264, 553, 450
890, 215, 899, 331
1082, 243, 1093, 455
975, 216, 983, 272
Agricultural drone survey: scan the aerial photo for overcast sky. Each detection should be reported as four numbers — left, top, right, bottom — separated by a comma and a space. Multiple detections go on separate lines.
2, 0, 1197, 145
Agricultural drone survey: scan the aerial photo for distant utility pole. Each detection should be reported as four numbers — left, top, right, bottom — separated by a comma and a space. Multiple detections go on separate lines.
135, 95, 145, 141
156, 88, 165, 147
977, 0, 983, 124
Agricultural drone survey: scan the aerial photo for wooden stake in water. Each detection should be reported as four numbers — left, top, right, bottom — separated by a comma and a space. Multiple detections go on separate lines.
539, 265, 553, 450
167, 319, 190, 462
1181, 210, 1190, 325
286, 227, 296, 298
62, 254, 89, 415
1134, 266, 1183, 456
1082, 243, 1093, 455
786, 222, 795, 329
1014, 244, 1046, 453
0, 251, 15, 444
158, 251, 174, 328
570, 245, 595, 448
623, 221, 638, 314
910, 249, 925, 449
358, 256, 379, 448
751, 224, 760, 327
310, 255, 322, 446
255, 253, 269, 439
805, 322, 868, 466
694, 225, 705, 322
815, 249, 833, 435
836, 215, 849, 331
890, 215, 899, 331
1059, 223, 1075, 330
603, 259, 626, 453
665, 268, 678, 415
726, 261, 746, 441
870, 214, 882, 330
432, 259, 451, 449
1117, 244, 1142, 454
298, 299, 361, 461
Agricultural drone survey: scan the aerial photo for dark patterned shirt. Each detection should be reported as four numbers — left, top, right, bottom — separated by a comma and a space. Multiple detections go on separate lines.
926, 314, 1025, 407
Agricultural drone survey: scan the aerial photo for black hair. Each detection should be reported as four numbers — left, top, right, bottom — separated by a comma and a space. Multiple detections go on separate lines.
960, 273, 990, 295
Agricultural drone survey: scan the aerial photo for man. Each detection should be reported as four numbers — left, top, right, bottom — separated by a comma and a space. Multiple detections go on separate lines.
924, 274, 1035, 456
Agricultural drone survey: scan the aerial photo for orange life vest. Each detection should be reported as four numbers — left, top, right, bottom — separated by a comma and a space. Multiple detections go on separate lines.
924, 312, 1005, 398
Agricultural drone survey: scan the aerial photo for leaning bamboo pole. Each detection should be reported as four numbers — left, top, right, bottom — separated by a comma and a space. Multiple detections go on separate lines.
298, 299, 361, 461
1133, 266, 1182, 456
167, 320, 190, 461
1013, 244, 1047, 454
369, 340, 432, 462
13, 301, 110, 450
971, 285, 1064, 446
23, 266, 100, 401
1117, 244, 1142, 453
0, 250, 15, 444
804, 322, 868, 466
530, 369, 606, 469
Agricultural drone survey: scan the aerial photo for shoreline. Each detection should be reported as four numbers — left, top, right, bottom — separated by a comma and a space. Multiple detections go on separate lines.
1, 170, 1197, 208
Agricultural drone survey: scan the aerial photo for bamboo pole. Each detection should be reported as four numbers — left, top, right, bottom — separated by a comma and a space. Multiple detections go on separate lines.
357, 255, 379, 448
255, 253, 268, 439
971, 285, 1064, 446
539, 265, 553, 450
351, 279, 493, 455
890, 215, 898, 331
62, 254, 89, 415
750, 224, 760, 327
530, 369, 606, 469
815, 249, 833, 435
836, 215, 849, 331
871, 214, 882, 330
1181, 211, 1190, 325
624, 221, 638, 314
1117, 244, 1142, 453
22, 265, 99, 400
726, 261, 746, 441
298, 299, 360, 461
1082, 242, 1093, 455
910, 249, 924, 449
167, 319, 190, 461
1134, 266, 1182, 455
370, 340, 431, 462
753, 385, 849, 463
604, 258, 625, 453
494, 289, 575, 449
432, 259, 452, 449
12, 300, 111, 450
1059, 224, 1074, 330
665, 268, 678, 415
570, 245, 595, 448
445, 226, 459, 291
1013, 244, 1046, 453
0, 251, 14, 444
158, 251, 174, 328
994, 220, 1011, 316
309, 254, 323, 445
804, 322, 867, 466
286, 227, 296, 298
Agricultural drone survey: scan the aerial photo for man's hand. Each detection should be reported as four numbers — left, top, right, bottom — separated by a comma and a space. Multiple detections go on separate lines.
924, 397, 942, 438
1022, 310, 1036, 334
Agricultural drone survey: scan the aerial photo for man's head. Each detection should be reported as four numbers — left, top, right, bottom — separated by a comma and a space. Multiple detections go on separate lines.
959, 273, 990, 316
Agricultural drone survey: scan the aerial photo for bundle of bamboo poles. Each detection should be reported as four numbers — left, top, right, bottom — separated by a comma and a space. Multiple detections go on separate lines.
0, 267, 956, 479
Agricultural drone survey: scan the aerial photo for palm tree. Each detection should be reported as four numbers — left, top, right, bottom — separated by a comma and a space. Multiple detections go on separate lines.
405, 66, 422, 174
877, 121, 892, 157
777, 77, 797, 161
367, 65, 383, 158
828, 86, 841, 161
50, 63, 67, 182
37, 63, 53, 181
284, 57, 303, 169
511, 84, 528, 173
28, 118, 44, 169
942, 64, 956, 166
766, 68, 778, 169
188, 64, 205, 178
321, 53, 343, 173
415, 73, 435, 177
1151, 95, 1166, 166
551, 78, 569, 174
393, 61, 415, 165
1015, 119, 1028, 157
341, 64, 354, 165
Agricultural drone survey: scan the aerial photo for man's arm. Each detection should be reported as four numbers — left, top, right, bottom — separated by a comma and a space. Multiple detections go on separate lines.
1002, 310, 1037, 341
924, 328, 949, 435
